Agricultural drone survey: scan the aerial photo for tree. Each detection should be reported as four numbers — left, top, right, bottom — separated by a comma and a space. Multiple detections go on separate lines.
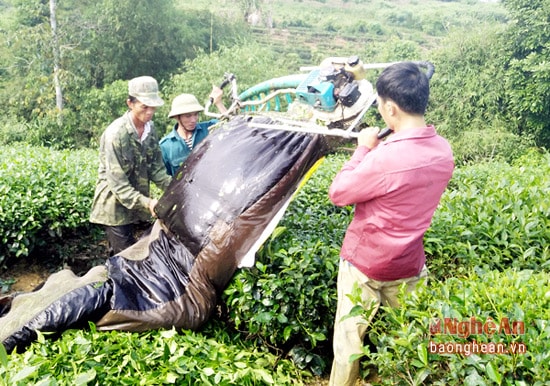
0, 0, 246, 147
2, 0, 53, 120
426, 0, 549, 154
238, 0, 263, 21
428, 25, 510, 138
501, 0, 550, 148
49, 0, 63, 111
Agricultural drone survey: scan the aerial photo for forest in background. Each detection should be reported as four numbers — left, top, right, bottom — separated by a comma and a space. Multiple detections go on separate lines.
0, 0, 548, 162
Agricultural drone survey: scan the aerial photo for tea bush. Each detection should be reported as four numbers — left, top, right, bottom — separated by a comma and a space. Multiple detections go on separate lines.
425, 149, 550, 279
362, 269, 550, 385
2, 144, 549, 383
0, 145, 98, 265
0, 321, 307, 385
224, 148, 550, 378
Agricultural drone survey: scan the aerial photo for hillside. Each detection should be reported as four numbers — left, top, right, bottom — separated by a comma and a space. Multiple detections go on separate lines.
177, 0, 508, 61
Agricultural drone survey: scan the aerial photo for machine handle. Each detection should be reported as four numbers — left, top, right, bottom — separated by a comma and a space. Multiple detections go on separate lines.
209, 73, 235, 105
377, 127, 393, 139
219, 73, 235, 89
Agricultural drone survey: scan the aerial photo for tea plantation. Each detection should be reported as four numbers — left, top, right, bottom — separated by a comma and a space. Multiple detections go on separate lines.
1, 145, 548, 385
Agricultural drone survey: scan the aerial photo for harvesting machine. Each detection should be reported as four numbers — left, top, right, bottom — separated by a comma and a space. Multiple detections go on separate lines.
204, 56, 435, 140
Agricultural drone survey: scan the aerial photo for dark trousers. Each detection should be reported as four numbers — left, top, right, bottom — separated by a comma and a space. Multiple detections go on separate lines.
104, 223, 152, 256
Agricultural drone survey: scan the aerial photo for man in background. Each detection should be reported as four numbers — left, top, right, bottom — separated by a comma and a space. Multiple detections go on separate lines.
160, 86, 226, 177
90, 76, 172, 256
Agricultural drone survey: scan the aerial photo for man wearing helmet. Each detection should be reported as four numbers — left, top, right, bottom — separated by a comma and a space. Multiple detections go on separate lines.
160, 87, 226, 177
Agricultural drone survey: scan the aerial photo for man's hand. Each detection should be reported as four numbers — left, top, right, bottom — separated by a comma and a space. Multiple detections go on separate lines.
209, 85, 227, 113
209, 85, 223, 104
357, 127, 381, 150
148, 198, 159, 218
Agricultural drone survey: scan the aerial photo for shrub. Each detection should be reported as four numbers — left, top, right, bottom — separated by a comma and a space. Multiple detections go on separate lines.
0, 116, 30, 146
2, 143, 549, 382
346, 21, 385, 35
223, 148, 550, 375
427, 24, 512, 144
384, 10, 420, 29
0, 321, 308, 385
448, 128, 536, 166
222, 154, 350, 375
362, 269, 550, 385
74, 80, 129, 148
425, 149, 550, 279
0, 145, 98, 265
0, 84, 127, 150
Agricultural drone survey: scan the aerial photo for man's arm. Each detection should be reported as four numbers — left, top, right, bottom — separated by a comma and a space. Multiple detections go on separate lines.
328, 127, 386, 206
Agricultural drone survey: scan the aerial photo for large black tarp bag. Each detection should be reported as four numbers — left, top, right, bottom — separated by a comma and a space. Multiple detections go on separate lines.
0, 115, 329, 352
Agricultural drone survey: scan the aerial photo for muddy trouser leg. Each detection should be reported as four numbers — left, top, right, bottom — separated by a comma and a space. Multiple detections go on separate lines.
105, 224, 136, 256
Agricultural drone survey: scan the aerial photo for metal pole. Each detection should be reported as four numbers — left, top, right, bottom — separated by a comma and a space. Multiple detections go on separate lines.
248, 122, 360, 139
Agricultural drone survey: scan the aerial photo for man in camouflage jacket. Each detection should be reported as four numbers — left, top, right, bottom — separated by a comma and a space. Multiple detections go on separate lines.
90, 76, 172, 256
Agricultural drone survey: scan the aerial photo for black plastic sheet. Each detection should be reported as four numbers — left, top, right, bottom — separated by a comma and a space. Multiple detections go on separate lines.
1, 115, 329, 352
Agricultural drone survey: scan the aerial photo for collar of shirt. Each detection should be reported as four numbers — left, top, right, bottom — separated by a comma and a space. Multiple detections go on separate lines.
165, 122, 214, 143
141, 123, 151, 143
125, 111, 152, 143
383, 125, 437, 143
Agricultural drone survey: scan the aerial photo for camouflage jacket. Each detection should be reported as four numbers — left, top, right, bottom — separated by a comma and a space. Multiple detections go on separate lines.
89, 112, 172, 226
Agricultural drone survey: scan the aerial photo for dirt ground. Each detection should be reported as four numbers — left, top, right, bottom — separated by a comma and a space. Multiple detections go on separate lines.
1, 259, 53, 294
0, 232, 108, 296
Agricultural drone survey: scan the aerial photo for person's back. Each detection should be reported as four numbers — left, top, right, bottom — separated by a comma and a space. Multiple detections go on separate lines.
330, 124, 453, 281
328, 61, 454, 386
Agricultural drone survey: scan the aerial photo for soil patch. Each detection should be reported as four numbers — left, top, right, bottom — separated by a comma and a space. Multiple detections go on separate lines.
0, 259, 52, 294
0, 231, 108, 296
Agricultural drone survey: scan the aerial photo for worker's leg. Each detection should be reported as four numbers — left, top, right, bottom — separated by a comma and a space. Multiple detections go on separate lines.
329, 259, 380, 386
105, 224, 135, 256
379, 266, 429, 308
